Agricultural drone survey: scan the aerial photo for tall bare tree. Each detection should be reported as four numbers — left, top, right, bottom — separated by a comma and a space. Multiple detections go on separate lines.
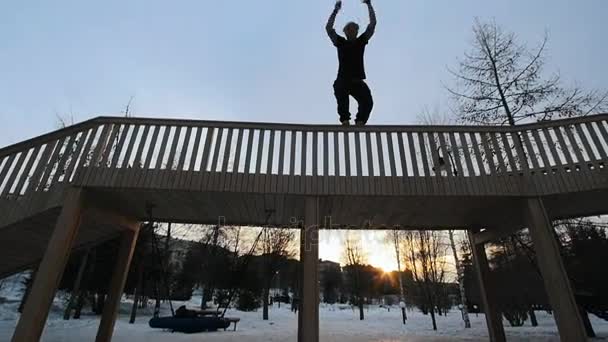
260, 227, 295, 320
342, 236, 367, 320
402, 231, 448, 330
448, 230, 471, 328
447, 19, 608, 126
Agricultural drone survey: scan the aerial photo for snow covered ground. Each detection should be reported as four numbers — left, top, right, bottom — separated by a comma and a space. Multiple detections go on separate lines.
1, 278, 607, 341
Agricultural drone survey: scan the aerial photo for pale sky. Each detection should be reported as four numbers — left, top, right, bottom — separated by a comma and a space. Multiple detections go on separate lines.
2, 0, 607, 270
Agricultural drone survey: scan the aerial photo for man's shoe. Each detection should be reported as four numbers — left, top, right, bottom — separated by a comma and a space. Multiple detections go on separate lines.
341, 120, 351, 127
355, 121, 366, 126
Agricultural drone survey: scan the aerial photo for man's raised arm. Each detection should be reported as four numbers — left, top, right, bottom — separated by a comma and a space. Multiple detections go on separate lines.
362, 0, 377, 40
326, 1, 342, 45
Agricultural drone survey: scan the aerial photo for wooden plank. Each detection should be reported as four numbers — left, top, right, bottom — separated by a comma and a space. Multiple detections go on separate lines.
585, 122, 608, 160
166, 125, 183, 171
242, 129, 254, 176
563, 125, 586, 166
333, 131, 340, 176
63, 130, 90, 184
289, 131, 296, 176
531, 129, 551, 170
278, 130, 286, 175
200, 127, 215, 173
89, 124, 112, 167
255, 129, 265, 174
312, 131, 318, 176
13, 146, 41, 196
301, 131, 308, 191
365, 132, 375, 178
151, 126, 171, 189
520, 130, 540, 170
323, 131, 329, 176
459, 132, 475, 177
397, 133, 408, 177
267, 129, 275, 175
117, 125, 141, 188
208, 126, 224, 191
376, 132, 386, 177
0, 153, 25, 198
143, 126, 160, 170
49, 134, 77, 187
469, 133, 487, 176
448, 133, 464, 177
24, 141, 55, 192
499, 132, 518, 173
489, 133, 507, 174
344, 132, 352, 177
574, 123, 598, 162
407, 132, 419, 177
552, 127, 575, 166
70, 127, 97, 185
38, 136, 68, 190
177, 126, 192, 171
418, 133, 431, 177
99, 124, 120, 167
222, 128, 234, 173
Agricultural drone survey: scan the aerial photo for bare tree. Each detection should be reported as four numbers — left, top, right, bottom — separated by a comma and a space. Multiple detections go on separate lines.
342, 235, 367, 320
447, 19, 608, 126
402, 231, 448, 330
260, 227, 295, 320
448, 230, 471, 328
388, 229, 407, 323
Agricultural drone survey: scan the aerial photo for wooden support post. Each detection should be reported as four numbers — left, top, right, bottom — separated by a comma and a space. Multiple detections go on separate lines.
95, 226, 140, 342
298, 197, 319, 342
467, 229, 506, 342
525, 197, 587, 342
12, 188, 84, 342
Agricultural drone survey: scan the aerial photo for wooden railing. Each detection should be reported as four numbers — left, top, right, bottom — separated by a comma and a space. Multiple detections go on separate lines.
1, 114, 607, 201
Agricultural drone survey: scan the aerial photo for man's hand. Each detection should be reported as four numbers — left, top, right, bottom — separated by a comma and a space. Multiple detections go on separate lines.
362, 0, 371, 5
335, 1, 342, 12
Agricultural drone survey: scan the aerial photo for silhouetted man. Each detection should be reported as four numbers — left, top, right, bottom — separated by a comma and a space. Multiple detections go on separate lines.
326, 0, 376, 126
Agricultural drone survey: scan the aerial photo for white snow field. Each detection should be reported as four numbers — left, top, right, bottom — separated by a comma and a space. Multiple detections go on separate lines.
1, 294, 608, 342
1, 276, 608, 341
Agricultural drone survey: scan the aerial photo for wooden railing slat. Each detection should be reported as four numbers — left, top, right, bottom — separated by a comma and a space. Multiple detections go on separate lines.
418, 133, 431, 177
243, 129, 255, 174
585, 122, 608, 160
344, 133, 352, 177
222, 128, 234, 173
376, 132, 386, 177
177, 126, 192, 171
552, 127, 575, 166
386, 133, 397, 177
542, 128, 563, 166
233, 128, 244, 173
407, 133, 419, 177
14, 146, 41, 195
266, 129, 275, 174
1, 152, 25, 197
212, 128, 225, 173
574, 123, 598, 162
531, 129, 551, 169
365, 132, 374, 176
447, 133, 464, 177
499, 132, 517, 172
397, 133, 408, 177
333, 131, 340, 176
278, 130, 286, 175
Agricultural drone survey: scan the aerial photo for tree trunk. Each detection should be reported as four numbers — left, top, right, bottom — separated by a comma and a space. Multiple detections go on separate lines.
358, 298, 364, 320
73, 292, 85, 319
64, 250, 90, 320
449, 230, 471, 328
529, 307, 538, 327
129, 262, 144, 324
430, 308, 438, 330
392, 230, 407, 322
95, 293, 106, 315
263, 287, 270, 320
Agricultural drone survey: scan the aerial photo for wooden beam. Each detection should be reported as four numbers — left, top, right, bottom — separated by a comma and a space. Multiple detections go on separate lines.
525, 197, 587, 342
467, 229, 506, 342
96, 225, 140, 342
298, 197, 319, 342
12, 188, 84, 342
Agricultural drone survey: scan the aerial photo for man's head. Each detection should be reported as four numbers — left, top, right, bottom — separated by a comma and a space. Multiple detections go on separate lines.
343, 22, 359, 40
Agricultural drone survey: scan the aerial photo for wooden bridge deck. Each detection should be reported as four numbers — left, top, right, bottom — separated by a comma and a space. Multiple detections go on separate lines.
1, 115, 607, 277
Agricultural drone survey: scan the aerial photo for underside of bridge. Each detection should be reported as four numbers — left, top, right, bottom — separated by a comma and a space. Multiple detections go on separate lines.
1, 114, 608, 341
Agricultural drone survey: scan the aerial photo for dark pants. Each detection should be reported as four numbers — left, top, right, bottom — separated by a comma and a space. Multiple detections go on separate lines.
333, 78, 374, 124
